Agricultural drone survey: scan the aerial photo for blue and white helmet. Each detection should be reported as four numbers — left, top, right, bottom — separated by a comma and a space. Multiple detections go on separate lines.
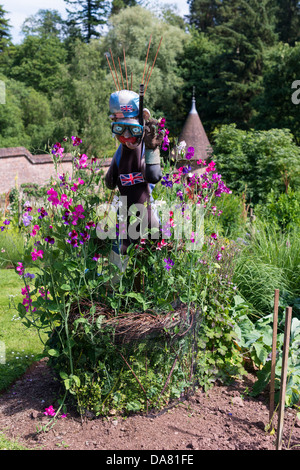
109, 90, 140, 119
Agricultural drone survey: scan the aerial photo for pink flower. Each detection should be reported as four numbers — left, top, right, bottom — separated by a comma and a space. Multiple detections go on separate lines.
211, 233, 218, 239
78, 154, 88, 168
30, 225, 40, 237
16, 262, 24, 276
60, 194, 73, 209
72, 205, 85, 225
31, 248, 44, 261
216, 252, 222, 261
39, 287, 50, 298
47, 188, 61, 206
44, 405, 56, 417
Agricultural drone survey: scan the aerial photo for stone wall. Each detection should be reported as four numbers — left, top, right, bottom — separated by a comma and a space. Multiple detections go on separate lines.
0, 147, 111, 194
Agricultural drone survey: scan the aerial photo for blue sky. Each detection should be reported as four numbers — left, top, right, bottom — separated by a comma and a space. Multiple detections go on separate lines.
2, 0, 190, 43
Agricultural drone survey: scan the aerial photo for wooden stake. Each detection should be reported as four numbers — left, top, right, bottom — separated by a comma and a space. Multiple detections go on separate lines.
105, 54, 118, 91
118, 57, 125, 89
109, 49, 121, 91
142, 35, 152, 84
276, 306, 292, 450
269, 289, 279, 424
145, 36, 163, 94
123, 48, 128, 90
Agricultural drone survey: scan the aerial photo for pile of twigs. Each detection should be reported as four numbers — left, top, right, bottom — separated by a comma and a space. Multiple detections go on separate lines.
69, 299, 198, 344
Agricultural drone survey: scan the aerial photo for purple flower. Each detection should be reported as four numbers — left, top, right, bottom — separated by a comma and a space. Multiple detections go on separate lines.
38, 207, 48, 219
22, 212, 33, 227
161, 174, 173, 188
185, 147, 194, 160
164, 257, 174, 272
45, 236, 55, 245
71, 136, 82, 146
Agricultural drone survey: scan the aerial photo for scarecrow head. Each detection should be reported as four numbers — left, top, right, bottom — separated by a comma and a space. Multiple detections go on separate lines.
109, 89, 150, 149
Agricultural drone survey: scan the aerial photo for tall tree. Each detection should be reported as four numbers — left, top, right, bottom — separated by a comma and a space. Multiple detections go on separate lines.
0, 5, 11, 52
187, 0, 222, 32
111, 0, 138, 16
64, 0, 110, 42
21, 9, 65, 40
274, 0, 300, 45
208, 0, 277, 127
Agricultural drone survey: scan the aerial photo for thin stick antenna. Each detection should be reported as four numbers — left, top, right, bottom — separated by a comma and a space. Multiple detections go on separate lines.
118, 57, 125, 89
105, 53, 118, 90
123, 48, 128, 89
110, 49, 120, 91
145, 37, 163, 94
142, 35, 152, 84
131, 72, 133, 91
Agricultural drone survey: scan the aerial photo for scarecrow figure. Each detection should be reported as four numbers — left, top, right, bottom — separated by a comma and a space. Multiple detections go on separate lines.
105, 88, 165, 259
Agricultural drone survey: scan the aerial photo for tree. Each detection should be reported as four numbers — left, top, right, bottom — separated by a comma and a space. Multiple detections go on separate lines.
187, 0, 222, 32
251, 42, 300, 144
111, 0, 138, 16
64, 0, 110, 42
207, 0, 277, 127
7, 35, 67, 96
21, 9, 66, 40
0, 5, 11, 52
274, 0, 300, 45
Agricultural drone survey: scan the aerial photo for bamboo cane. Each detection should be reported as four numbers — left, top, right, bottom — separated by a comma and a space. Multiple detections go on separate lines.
276, 306, 292, 450
269, 289, 279, 424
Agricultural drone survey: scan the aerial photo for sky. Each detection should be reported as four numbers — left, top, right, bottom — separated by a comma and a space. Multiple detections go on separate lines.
2, 0, 190, 44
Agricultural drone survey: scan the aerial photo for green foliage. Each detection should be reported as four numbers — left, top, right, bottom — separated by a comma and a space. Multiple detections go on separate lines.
233, 295, 300, 407
64, 0, 111, 42
255, 190, 300, 231
8, 35, 67, 97
251, 42, 300, 144
212, 124, 300, 204
233, 220, 300, 315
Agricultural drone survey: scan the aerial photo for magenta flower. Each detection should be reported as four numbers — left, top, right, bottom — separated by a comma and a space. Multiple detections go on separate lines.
47, 188, 61, 207
71, 136, 82, 146
16, 262, 24, 276
211, 233, 218, 239
44, 405, 56, 417
60, 194, 73, 209
78, 154, 88, 168
30, 225, 40, 237
72, 205, 85, 225
31, 248, 44, 261
216, 252, 222, 261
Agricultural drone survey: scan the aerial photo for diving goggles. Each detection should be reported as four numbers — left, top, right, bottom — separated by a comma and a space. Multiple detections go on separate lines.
111, 122, 144, 137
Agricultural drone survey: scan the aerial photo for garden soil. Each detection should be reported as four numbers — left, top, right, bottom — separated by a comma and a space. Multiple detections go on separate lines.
0, 359, 299, 451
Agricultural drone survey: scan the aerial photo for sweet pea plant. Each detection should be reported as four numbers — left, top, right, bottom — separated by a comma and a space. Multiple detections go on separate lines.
5, 134, 244, 419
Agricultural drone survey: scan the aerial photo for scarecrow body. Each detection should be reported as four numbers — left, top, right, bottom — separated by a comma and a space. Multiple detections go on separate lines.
105, 89, 163, 256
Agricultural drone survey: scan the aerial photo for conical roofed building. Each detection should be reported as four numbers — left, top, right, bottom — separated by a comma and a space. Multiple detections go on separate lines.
176, 92, 212, 172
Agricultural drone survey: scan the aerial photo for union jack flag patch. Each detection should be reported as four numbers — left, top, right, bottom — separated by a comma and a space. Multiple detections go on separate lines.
120, 172, 144, 186
120, 105, 133, 112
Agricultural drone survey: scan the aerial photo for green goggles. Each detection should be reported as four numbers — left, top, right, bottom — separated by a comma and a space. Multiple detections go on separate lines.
111, 122, 144, 137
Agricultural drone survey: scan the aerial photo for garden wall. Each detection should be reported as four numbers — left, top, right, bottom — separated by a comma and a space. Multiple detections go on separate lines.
0, 147, 111, 194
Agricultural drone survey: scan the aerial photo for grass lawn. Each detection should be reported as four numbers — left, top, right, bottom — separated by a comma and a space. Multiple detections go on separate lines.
0, 268, 45, 392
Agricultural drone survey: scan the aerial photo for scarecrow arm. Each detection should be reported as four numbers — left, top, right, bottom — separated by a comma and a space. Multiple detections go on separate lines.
144, 118, 163, 184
